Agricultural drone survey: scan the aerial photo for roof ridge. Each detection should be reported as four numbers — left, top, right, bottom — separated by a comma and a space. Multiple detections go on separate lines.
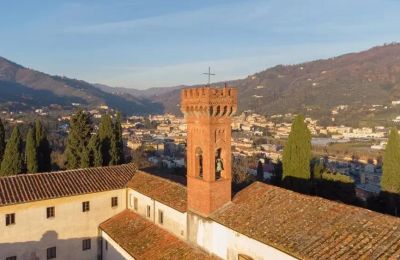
135, 170, 187, 188
0, 163, 137, 180
235, 181, 400, 221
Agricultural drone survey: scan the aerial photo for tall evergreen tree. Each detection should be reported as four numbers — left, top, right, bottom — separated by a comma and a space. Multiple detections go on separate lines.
282, 115, 312, 181
88, 134, 103, 167
26, 128, 39, 173
0, 118, 5, 163
0, 126, 24, 176
110, 112, 124, 165
65, 110, 92, 169
382, 128, 400, 193
35, 120, 51, 172
381, 128, 400, 215
98, 114, 114, 165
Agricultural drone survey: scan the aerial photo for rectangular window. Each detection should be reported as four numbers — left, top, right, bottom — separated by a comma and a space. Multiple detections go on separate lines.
105, 241, 108, 251
146, 205, 151, 218
6, 213, 15, 226
82, 239, 91, 251
47, 247, 56, 259
6, 256, 17, 260
47, 207, 55, 218
82, 201, 90, 212
111, 197, 118, 207
133, 197, 138, 211
158, 210, 164, 225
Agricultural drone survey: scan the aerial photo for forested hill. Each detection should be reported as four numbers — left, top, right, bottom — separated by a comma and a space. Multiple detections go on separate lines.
0, 57, 163, 114
148, 43, 400, 126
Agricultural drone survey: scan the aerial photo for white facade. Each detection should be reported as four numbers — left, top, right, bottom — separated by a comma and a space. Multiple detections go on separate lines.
0, 189, 126, 260
127, 189, 187, 239
187, 213, 295, 260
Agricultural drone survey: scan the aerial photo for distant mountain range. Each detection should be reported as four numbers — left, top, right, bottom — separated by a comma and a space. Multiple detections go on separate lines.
0, 57, 163, 114
2, 43, 400, 126
139, 43, 400, 126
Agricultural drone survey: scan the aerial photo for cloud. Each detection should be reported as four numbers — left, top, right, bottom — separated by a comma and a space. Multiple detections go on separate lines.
64, 1, 270, 34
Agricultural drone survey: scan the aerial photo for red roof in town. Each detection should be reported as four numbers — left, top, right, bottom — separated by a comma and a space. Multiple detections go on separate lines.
126, 170, 187, 212
211, 182, 400, 259
100, 210, 217, 260
0, 163, 137, 207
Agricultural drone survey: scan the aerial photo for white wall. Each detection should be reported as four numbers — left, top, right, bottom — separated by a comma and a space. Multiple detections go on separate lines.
101, 230, 134, 260
0, 189, 126, 260
127, 189, 187, 240
188, 213, 296, 260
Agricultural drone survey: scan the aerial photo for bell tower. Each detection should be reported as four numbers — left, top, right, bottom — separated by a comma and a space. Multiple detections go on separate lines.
181, 86, 237, 217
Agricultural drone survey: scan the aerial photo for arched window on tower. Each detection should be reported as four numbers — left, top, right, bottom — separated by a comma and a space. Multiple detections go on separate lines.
195, 147, 203, 178
215, 148, 223, 180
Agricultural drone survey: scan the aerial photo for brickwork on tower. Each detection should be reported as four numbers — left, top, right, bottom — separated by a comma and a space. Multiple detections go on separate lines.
181, 86, 237, 217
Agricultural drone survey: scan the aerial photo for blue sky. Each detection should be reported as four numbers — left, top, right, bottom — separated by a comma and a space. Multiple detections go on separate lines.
1, 0, 400, 89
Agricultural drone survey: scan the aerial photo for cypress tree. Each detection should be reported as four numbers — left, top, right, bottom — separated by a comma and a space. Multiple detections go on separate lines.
26, 128, 39, 173
0, 118, 5, 163
0, 126, 24, 176
110, 112, 124, 165
381, 128, 400, 193
282, 114, 312, 181
65, 110, 92, 169
88, 134, 103, 167
35, 120, 51, 172
98, 114, 113, 165
381, 128, 400, 215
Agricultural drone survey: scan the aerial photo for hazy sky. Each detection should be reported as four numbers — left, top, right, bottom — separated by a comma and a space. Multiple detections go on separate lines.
1, 0, 400, 89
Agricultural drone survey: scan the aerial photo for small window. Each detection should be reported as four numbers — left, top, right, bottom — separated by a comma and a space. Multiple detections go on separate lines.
133, 197, 138, 211
47, 247, 56, 259
6, 213, 15, 226
47, 207, 55, 218
111, 197, 118, 207
105, 241, 108, 251
82, 239, 91, 251
146, 205, 151, 218
158, 210, 164, 225
6, 256, 17, 260
82, 201, 90, 212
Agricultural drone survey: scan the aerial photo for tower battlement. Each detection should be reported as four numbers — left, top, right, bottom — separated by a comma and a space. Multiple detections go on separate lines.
181, 87, 237, 117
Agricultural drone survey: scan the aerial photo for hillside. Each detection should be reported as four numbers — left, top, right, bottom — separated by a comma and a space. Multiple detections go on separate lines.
148, 43, 400, 126
0, 57, 163, 114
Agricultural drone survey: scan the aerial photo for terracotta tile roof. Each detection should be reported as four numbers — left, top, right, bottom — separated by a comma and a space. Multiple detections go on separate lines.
100, 210, 218, 260
126, 170, 187, 212
0, 163, 137, 207
211, 182, 400, 260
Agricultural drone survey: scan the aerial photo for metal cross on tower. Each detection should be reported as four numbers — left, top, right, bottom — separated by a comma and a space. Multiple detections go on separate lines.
203, 67, 215, 86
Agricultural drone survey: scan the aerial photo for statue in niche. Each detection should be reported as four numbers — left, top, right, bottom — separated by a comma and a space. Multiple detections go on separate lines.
215, 149, 223, 179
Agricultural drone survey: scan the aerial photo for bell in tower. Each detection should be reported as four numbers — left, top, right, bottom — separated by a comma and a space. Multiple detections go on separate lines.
181, 86, 237, 217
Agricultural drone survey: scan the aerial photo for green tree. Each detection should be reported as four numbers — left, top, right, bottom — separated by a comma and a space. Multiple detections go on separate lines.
381, 128, 400, 215
88, 134, 103, 167
65, 110, 92, 169
25, 128, 39, 173
382, 128, 400, 193
110, 112, 124, 165
282, 115, 312, 186
0, 126, 24, 175
98, 114, 114, 165
35, 120, 51, 172
0, 118, 5, 163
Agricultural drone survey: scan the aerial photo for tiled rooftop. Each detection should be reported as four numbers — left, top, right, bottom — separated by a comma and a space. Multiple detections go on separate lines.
126, 170, 187, 212
100, 210, 218, 260
0, 163, 137, 207
211, 182, 400, 260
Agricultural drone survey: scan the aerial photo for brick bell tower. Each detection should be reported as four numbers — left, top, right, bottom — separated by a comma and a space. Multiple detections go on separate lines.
181, 86, 237, 217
